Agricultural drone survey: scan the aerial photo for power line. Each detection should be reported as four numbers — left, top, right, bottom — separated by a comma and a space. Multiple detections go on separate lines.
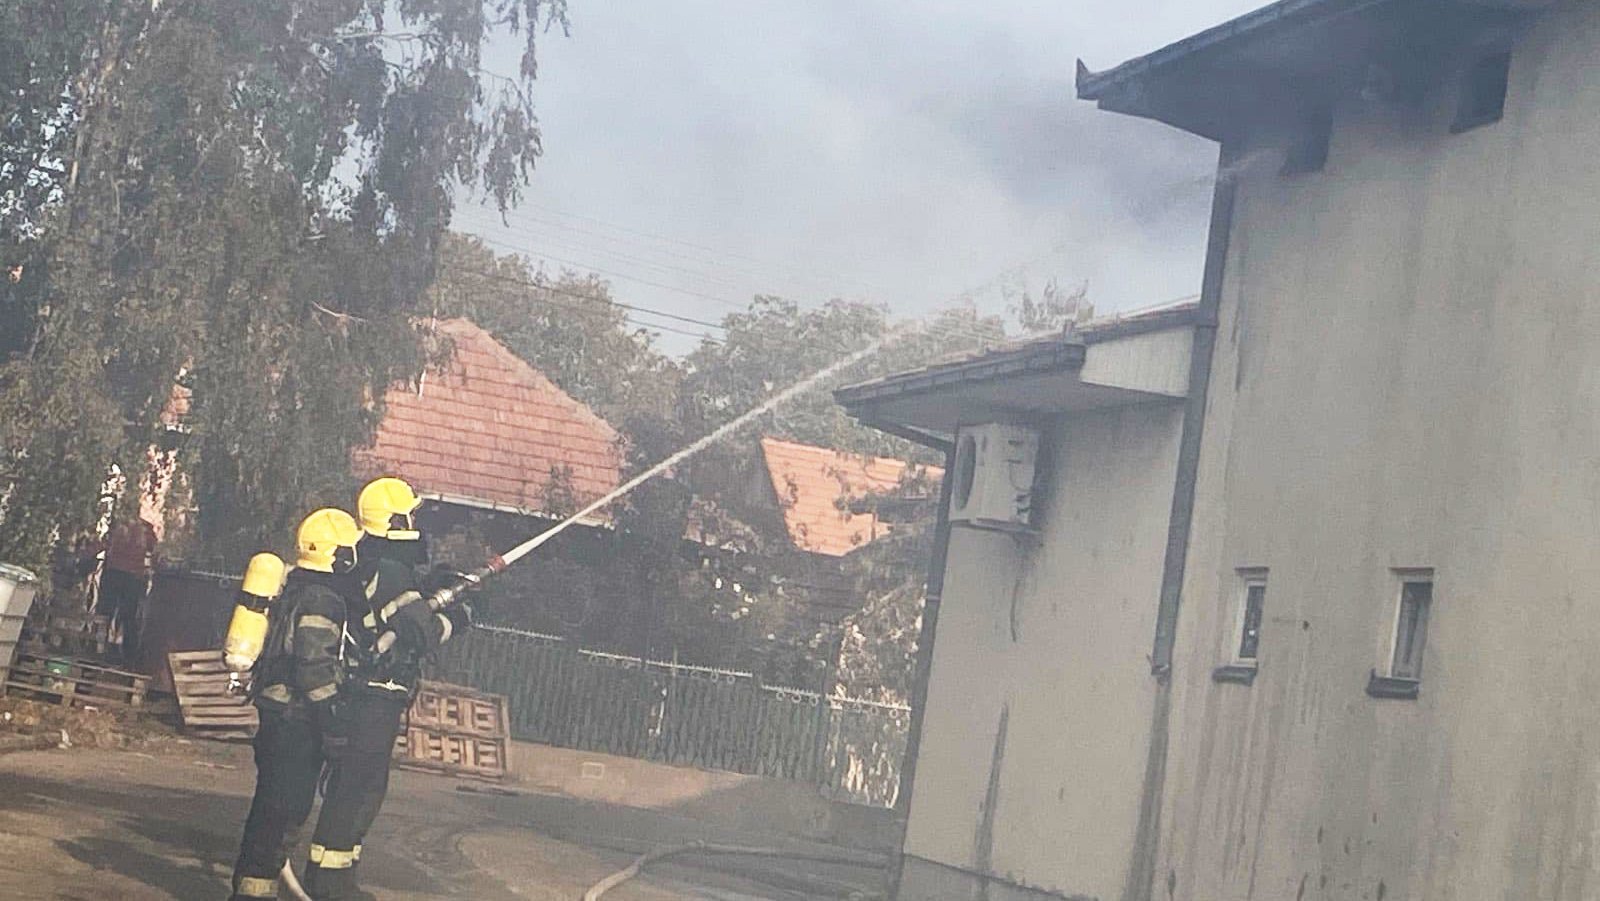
516, 201, 887, 299
623, 317, 722, 343
437, 263, 727, 345
461, 228, 757, 312
439, 258, 1015, 362
450, 228, 1011, 349
437, 260, 989, 356
458, 208, 760, 294
442, 261, 729, 332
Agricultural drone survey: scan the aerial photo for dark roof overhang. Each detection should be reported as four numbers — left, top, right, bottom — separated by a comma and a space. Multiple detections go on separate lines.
836, 303, 1199, 448
1076, 0, 1545, 141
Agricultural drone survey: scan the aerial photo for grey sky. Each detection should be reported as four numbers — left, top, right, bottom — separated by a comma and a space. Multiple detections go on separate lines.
459, 0, 1264, 351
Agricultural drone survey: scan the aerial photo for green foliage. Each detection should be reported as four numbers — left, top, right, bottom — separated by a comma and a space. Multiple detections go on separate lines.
681, 297, 1004, 460
0, 0, 567, 572
422, 237, 1008, 686
427, 233, 683, 426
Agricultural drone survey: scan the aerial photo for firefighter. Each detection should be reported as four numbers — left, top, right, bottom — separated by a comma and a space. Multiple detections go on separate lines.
230, 508, 365, 901
302, 477, 472, 900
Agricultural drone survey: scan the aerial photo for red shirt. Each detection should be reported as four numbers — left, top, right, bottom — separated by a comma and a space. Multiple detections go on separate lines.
105, 520, 157, 575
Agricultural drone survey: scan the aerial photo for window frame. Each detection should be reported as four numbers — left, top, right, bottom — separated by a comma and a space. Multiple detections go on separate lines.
1232, 569, 1269, 666
1213, 568, 1268, 685
1368, 568, 1434, 700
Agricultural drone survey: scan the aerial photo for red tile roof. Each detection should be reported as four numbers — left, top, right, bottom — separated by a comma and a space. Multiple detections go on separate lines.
360, 319, 622, 515
759, 437, 940, 557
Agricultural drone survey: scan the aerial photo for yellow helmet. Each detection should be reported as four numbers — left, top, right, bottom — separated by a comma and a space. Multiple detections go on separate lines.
357, 476, 422, 540
295, 508, 363, 573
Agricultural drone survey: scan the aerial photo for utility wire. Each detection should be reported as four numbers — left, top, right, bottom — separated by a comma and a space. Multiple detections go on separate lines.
459, 228, 764, 313
437, 263, 726, 345
441, 262, 729, 332
437, 259, 1006, 360
449, 230, 1009, 349
457, 208, 759, 293
512, 201, 883, 298
466, 204, 876, 303
439, 261, 973, 355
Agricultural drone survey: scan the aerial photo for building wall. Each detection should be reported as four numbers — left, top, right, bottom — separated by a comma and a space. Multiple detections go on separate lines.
901, 402, 1183, 900
1157, 5, 1600, 898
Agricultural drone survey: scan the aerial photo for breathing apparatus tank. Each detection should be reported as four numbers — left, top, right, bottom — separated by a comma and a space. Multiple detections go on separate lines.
223, 553, 288, 673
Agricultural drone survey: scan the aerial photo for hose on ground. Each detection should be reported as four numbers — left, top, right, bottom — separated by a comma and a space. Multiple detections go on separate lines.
582, 841, 886, 900
280, 860, 313, 901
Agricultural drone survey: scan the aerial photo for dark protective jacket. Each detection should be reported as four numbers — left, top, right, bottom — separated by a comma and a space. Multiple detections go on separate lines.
254, 568, 357, 718
351, 551, 462, 699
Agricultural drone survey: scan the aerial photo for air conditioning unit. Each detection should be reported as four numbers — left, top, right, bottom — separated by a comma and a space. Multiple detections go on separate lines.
949, 423, 1039, 531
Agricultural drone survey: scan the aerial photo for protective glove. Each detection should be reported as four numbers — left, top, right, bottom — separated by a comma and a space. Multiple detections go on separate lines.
388, 599, 432, 651
444, 601, 473, 637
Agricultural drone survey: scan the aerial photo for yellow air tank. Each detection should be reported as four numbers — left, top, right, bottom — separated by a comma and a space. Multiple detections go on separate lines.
223, 553, 287, 673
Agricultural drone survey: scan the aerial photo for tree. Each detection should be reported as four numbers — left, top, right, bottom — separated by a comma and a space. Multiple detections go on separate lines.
426, 232, 682, 427
679, 297, 1005, 459
411, 237, 1008, 684
1012, 278, 1091, 334
0, 0, 569, 572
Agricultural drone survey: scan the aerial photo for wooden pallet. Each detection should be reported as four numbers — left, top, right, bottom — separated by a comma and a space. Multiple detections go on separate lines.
2, 653, 147, 709
393, 725, 509, 781
21, 613, 111, 657
408, 681, 510, 738
167, 650, 258, 740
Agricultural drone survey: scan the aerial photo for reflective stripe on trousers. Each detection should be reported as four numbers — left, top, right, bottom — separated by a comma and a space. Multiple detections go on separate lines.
235, 875, 278, 898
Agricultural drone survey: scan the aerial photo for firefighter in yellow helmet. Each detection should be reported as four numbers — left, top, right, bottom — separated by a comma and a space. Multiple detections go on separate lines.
303, 477, 473, 900
229, 509, 365, 901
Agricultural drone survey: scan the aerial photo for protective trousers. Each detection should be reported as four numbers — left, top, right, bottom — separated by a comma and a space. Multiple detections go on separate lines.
303, 691, 408, 899
231, 710, 324, 900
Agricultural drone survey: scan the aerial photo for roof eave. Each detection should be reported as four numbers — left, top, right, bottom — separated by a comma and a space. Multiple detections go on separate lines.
1075, 0, 1546, 138
835, 302, 1199, 410
834, 339, 1086, 409
1075, 0, 1381, 103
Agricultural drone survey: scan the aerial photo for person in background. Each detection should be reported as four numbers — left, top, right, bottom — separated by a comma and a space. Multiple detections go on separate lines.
97, 517, 157, 663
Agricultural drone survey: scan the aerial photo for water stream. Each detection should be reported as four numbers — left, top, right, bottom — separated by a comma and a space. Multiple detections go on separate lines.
494, 334, 893, 569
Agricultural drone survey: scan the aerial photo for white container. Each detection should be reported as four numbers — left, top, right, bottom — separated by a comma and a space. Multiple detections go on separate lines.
0, 563, 39, 686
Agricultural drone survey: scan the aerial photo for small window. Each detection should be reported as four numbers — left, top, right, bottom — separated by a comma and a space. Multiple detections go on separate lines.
1369, 569, 1434, 699
1282, 104, 1333, 175
1235, 572, 1268, 663
1452, 52, 1510, 134
1389, 575, 1433, 679
1214, 569, 1266, 684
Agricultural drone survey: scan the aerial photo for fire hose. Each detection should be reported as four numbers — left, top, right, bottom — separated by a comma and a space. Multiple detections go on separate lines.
582, 841, 886, 900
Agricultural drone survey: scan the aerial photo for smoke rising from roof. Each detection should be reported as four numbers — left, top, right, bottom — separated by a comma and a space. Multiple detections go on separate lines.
467, 0, 1266, 350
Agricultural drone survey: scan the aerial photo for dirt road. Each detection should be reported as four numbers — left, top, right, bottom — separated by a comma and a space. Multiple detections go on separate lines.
0, 743, 884, 900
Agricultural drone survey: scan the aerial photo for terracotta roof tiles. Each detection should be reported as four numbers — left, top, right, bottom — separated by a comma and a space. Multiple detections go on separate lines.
759, 437, 940, 557
359, 319, 622, 515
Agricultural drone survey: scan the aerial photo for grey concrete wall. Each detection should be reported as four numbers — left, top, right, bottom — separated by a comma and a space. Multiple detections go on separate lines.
901, 402, 1184, 899
1156, 3, 1600, 898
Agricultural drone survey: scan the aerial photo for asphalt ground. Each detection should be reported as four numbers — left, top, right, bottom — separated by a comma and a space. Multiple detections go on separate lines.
0, 743, 886, 900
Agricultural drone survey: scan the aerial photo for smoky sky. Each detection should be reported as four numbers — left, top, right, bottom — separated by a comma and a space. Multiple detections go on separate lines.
460, 0, 1265, 350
